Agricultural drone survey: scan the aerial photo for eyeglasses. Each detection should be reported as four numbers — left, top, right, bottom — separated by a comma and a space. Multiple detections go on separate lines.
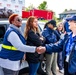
17, 18, 22, 22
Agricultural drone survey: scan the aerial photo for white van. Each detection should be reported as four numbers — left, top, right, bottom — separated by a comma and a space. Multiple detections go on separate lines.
0, 20, 46, 75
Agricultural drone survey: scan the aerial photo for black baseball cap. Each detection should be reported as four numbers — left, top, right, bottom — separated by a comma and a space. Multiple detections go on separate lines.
47, 20, 56, 27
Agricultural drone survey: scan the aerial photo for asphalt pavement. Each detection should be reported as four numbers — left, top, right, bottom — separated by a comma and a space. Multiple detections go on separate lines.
57, 70, 63, 75
22, 70, 63, 75
21, 65, 64, 75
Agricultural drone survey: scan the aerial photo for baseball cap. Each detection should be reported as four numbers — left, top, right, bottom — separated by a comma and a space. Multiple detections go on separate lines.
47, 20, 56, 27
66, 15, 76, 21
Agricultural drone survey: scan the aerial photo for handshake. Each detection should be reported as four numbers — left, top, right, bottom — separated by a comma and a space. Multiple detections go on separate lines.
36, 46, 46, 54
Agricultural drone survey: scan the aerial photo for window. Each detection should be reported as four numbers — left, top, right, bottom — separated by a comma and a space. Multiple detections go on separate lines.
11, 0, 15, 2
18, 0, 23, 4
0, 26, 5, 44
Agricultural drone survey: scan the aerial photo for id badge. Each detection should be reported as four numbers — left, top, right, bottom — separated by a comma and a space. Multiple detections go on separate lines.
65, 55, 69, 62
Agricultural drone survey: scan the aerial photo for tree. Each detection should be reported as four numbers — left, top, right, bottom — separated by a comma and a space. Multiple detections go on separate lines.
69, 9, 72, 11
53, 12, 57, 21
38, 1, 47, 10
53, 12, 60, 23
64, 9, 68, 12
25, 4, 34, 11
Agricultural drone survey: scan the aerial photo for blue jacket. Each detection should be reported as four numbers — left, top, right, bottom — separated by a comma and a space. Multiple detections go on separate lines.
42, 27, 59, 44
64, 21, 71, 32
45, 33, 76, 74
0, 27, 26, 61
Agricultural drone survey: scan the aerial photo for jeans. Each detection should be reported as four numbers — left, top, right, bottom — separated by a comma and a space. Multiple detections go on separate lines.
57, 51, 64, 70
28, 62, 40, 75
3, 68, 19, 75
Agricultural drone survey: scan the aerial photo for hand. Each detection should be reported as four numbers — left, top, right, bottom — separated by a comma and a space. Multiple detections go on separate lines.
60, 33, 65, 40
64, 31, 66, 34
22, 54, 26, 62
40, 37, 44, 41
36, 46, 46, 54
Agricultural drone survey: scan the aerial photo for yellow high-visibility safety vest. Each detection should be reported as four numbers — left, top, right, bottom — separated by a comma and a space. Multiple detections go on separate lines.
2, 44, 17, 50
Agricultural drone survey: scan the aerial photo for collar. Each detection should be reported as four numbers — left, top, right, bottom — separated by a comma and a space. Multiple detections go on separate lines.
10, 24, 20, 30
9, 24, 23, 35
69, 33, 76, 42
73, 36, 76, 42
46, 26, 54, 32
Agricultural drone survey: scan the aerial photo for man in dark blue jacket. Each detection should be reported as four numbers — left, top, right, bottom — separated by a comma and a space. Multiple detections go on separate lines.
37, 15, 76, 75
42, 20, 59, 75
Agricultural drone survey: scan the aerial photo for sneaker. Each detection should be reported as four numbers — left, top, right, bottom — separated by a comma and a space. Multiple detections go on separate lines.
59, 69, 64, 74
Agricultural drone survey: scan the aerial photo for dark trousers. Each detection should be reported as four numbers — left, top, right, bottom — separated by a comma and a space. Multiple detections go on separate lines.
3, 68, 19, 75
57, 51, 64, 70
28, 62, 40, 75
64, 61, 76, 75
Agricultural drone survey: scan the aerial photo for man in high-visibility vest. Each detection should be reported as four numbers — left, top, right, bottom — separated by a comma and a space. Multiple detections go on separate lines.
0, 14, 37, 75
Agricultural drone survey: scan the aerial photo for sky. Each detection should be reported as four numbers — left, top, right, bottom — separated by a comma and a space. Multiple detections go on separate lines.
25, 0, 76, 17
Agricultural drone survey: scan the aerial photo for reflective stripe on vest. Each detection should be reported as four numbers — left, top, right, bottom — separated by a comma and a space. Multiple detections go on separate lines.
2, 44, 17, 50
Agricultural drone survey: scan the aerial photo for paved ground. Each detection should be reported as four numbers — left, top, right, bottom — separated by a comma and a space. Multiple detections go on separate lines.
57, 70, 63, 75
22, 70, 63, 75
20, 65, 64, 75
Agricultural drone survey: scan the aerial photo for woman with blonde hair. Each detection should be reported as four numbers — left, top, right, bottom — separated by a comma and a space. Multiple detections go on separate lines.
55, 22, 65, 74
24, 16, 45, 75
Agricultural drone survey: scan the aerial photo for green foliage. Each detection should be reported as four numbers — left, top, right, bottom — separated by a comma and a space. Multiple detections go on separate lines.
52, 12, 57, 20
53, 12, 61, 23
38, 1, 47, 10
25, 4, 34, 11
64, 9, 68, 12
69, 9, 72, 11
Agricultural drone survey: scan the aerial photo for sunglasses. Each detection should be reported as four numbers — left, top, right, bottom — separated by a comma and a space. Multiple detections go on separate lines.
17, 18, 22, 22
